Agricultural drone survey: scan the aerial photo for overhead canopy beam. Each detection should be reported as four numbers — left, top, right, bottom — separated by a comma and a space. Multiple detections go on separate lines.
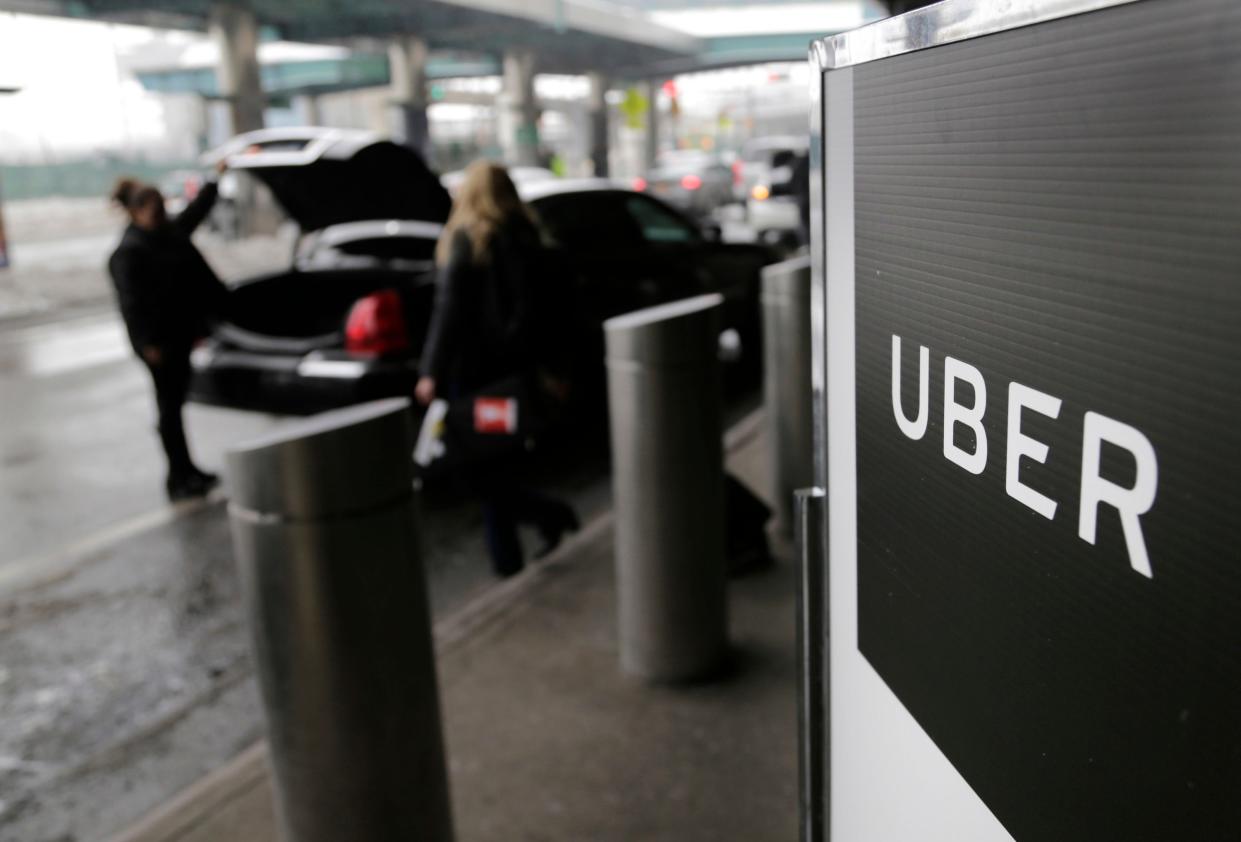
3, 0, 700, 75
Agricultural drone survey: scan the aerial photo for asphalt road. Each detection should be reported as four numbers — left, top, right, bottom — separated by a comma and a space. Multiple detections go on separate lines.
0, 307, 615, 842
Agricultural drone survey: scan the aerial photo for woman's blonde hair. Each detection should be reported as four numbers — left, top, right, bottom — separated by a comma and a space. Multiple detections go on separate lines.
436, 160, 530, 265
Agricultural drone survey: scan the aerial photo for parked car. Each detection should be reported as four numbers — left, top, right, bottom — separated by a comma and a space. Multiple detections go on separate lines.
735, 136, 808, 247
188, 128, 450, 414
522, 179, 773, 395
188, 136, 775, 416
635, 150, 733, 220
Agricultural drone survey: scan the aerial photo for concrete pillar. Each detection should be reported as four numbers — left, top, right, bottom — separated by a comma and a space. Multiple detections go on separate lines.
499, 49, 540, 167
643, 80, 659, 171
587, 72, 609, 178
388, 35, 431, 161
209, 2, 264, 135
293, 93, 321, 126
0, 175, 9, 269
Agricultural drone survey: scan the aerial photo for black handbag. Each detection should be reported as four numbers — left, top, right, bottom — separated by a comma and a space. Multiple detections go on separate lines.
415, 371, 566, 474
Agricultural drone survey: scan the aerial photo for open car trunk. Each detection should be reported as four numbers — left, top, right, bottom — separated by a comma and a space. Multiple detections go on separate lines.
221, 268, 436, 354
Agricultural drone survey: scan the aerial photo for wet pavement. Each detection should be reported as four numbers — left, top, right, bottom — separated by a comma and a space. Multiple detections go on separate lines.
0, 198, 764, 841
0, 309, 615, 842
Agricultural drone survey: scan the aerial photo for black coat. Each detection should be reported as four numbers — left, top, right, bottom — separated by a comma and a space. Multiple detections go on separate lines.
421, 217, 572, 393
108, 182, 228, 355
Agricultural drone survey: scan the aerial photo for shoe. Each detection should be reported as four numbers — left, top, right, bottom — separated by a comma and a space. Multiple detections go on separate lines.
533, 503, 581, 560
188, 469, 220, 494
166, 476, 205, 502
165, 470, 218, 502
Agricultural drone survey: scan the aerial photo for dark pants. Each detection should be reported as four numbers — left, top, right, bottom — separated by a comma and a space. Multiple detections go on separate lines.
480, 479, 570, 577
444, 378, 572, 577
144, 350, 196, 482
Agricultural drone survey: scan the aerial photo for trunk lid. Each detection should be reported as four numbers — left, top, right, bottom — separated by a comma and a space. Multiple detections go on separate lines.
211, 129, 453, 232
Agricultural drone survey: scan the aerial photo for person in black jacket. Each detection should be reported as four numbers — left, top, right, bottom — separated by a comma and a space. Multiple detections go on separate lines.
108, 165, 229, 501
416, 160, 579, 577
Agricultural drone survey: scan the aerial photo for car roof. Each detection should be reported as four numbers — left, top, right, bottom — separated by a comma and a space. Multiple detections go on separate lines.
742, 135, 809, 155
519, 178, 628, 202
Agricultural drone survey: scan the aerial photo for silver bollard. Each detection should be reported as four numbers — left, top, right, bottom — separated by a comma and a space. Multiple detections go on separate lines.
762, 255, 814, 535
605, 295, 729, 682
225, 398, 453, 842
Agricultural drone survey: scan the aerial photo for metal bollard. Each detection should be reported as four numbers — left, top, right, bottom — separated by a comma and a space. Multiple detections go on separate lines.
604, 294, 729, 682
225, 398, 453, 842
761, 255, 814, 535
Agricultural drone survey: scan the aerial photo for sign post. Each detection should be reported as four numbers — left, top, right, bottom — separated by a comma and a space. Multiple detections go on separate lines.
804, 1, 1241, 839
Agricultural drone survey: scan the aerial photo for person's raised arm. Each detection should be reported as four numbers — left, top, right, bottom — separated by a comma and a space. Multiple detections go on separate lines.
172, 160, 227, 237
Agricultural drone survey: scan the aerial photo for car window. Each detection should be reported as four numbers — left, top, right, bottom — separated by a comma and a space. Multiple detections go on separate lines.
533, 192, 644, 251
335, 236, 436, 262
771, 150, 798, 169
623, 195, 700, 245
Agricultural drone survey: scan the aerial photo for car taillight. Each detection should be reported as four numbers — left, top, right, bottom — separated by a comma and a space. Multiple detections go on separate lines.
633, 176, 648, 191
751, 184, 771, 201
680, 173, 702, 191
732, 160, 743, 186
345, 289, 409, 356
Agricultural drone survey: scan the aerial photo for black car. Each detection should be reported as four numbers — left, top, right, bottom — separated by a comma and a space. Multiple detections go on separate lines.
522, 179, 773, 389
189, 128, 449, 414
189, 137, 775, 416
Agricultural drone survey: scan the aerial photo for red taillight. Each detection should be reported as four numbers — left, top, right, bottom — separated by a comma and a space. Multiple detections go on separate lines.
680, 173, 702, 191
345, 289, 409, 356
731, 160, 743, 186
633, 177, 648, 191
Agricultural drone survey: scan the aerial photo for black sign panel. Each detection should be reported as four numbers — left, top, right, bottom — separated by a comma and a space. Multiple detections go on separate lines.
853, 2, 1241, 840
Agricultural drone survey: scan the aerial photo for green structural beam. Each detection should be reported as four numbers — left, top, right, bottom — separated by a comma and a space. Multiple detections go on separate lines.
135, 54, 500, 98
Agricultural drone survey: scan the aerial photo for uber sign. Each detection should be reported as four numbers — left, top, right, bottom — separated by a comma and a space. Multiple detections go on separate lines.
848, 1, 1241, 840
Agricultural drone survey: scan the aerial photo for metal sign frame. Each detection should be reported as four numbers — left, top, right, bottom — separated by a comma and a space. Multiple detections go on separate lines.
801, 0, 1240, 839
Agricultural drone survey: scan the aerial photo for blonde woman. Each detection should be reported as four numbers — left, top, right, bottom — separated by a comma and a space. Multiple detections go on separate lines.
417, 161, 578, 576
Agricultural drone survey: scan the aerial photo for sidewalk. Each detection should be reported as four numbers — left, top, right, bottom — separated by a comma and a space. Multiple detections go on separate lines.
111, 413, 799, 842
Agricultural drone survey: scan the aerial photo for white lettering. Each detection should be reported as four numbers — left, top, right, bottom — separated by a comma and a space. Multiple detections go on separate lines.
1006, 383, 1062, 520
1078, 412, 1158, 578
891, 334, 929, 440
943, 357, 987, 475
